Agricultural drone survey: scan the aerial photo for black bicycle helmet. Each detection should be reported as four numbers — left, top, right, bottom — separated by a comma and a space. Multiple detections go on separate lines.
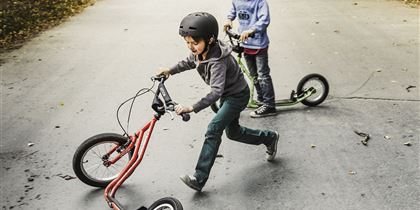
179, 12, 219, 40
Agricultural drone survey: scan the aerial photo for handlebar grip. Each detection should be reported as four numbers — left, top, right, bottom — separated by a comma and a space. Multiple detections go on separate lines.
226, 29, 240, 39
226, 29, 255, 39
181, 113, 190, 122
151, 75, 167, 82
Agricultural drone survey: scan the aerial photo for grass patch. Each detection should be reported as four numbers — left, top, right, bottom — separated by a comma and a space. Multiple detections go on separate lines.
401, 0, 420, 4
399, 0, 420, 7
0, 0, 96, 52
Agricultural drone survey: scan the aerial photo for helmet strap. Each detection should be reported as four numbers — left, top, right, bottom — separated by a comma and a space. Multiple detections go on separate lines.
198, 36, 215, 61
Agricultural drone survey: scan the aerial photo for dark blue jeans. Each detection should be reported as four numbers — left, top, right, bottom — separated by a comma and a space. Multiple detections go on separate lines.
194, 87, 277, 187
244, 50, 276, 107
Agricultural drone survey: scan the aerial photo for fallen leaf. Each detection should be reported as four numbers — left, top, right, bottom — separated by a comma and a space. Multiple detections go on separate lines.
406, 85, 416, 92
354, 130, 370, 146
57, 174, 77, 180
404, 142, 412, 146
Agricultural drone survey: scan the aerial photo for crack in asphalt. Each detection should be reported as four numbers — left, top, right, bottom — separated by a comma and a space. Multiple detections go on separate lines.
327, 70, 419, 103
329, 96, 420, 102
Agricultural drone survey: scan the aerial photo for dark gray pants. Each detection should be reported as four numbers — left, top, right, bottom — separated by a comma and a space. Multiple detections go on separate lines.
244, 50, 276, 107
194, 87, 276, 187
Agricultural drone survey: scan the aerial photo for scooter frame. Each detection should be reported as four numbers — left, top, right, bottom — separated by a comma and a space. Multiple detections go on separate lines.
73, 76, 186, 210
224, 29, 328, 109
104, 115, 158, 210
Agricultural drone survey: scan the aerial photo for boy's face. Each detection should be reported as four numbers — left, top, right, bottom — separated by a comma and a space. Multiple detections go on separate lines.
184, 36, 206, 55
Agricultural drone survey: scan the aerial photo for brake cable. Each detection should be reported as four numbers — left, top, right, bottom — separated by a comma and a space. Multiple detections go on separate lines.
116, 81, 157, 137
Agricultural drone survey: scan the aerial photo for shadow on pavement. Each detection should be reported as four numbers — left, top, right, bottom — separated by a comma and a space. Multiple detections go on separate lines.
80, 185, 142, 209
274, 104, 332, 114
242, 159, 291, 195
220, 157, 291, 196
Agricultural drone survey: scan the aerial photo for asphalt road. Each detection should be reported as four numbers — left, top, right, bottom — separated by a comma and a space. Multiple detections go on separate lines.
1, 0, 419, 209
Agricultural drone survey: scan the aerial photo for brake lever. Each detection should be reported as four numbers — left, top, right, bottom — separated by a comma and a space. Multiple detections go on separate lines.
166, 110, 175, 120
169, 102, 191, 122
151, 75, 167, 82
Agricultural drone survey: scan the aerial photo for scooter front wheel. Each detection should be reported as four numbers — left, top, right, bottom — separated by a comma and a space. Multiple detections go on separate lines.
297, 73, 329, 106
72, 133, 133, 188
147, 197, 183, 210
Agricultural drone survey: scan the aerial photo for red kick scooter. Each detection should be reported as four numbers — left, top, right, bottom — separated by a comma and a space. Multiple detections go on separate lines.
73, 75, 187, 210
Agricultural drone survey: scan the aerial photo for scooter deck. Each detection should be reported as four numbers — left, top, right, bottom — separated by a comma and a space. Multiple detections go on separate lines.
247, 87, 316, 108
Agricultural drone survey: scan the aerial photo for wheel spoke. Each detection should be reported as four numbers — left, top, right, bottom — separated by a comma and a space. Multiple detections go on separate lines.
78, 138, 131, 184
110, 165, 122, 175
85, 163, 102, 172
87, 163, 102, 178
86, 154, 103, 164
90, 148, 102, 159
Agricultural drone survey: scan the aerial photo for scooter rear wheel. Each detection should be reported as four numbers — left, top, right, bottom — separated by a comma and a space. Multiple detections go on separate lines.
296, 73, 329, 106
147, 197, 183, 210
72, 133, 133, 188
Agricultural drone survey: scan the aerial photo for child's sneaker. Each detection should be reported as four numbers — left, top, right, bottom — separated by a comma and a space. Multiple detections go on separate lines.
180, 175, 203, 192
266, 131, 279, 161
250, 104, 276, 118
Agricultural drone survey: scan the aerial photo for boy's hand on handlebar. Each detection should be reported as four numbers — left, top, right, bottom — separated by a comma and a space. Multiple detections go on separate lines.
156, 67, 170, 79
240, 29, 255, 41
223, 20, 232, 32
174, 104, 193, 115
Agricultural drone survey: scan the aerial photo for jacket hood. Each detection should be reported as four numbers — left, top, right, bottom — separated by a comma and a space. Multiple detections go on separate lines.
200, 40, 232, 64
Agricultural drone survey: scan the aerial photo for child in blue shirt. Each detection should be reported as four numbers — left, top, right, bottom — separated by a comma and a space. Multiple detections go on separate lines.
224, 0, 276, 117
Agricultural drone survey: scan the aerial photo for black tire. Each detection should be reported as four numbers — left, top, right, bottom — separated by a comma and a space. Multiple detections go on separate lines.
72, 133, 133, 188
148, 197, 183, 210
296, 73, 329, 107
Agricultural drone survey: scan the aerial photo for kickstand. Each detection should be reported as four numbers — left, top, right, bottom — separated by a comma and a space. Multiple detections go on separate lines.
290, 90, 297, 101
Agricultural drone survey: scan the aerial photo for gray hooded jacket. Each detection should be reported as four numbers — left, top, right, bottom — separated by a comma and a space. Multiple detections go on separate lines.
168, 40, 248, 113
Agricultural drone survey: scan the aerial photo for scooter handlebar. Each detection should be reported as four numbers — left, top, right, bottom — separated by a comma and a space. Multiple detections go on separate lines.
151, 75, 167, 82
226, 29, 255, 40
166, 103, 191, 122
226, 29, 240, 39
